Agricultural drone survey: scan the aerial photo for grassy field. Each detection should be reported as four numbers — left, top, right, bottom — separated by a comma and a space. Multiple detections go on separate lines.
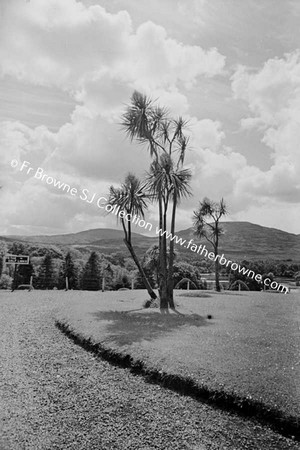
53, 289, 300, 426
2, 290, 299, 449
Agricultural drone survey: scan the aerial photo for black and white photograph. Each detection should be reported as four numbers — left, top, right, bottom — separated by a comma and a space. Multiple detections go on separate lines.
0, 0, 299, 449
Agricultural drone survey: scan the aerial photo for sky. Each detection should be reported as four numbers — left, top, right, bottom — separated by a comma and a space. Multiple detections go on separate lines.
0, 0, 300, 236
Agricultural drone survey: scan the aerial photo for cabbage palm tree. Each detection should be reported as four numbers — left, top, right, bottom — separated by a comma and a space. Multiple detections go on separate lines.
122, 91, 192, 312
193, 198, 227, 292
107, 173, 157, 300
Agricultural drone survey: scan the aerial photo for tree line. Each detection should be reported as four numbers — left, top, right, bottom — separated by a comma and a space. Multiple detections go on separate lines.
0, 239, 299, 292
0, 241, 205, 291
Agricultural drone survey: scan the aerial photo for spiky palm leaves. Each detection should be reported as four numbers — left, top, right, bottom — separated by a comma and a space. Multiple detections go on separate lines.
145, 154, 191, 210
108, 174, 149, 241
193, 197, 227, 246
122, 91, 190, 163
193, 198, 227, 292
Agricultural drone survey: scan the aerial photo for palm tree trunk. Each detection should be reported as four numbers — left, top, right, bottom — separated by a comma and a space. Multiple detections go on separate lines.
159, 200, 169, 312
167, 195, 177, 309
214, 240, 220, 292
215, 258, 220, 292
123, 239, 157, 300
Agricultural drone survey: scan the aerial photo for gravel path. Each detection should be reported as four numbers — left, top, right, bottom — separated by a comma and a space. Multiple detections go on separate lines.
0, 293, 299, 450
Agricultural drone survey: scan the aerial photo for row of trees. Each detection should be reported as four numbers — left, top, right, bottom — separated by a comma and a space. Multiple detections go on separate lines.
2, 252, 129, 291
0, 242, 207, 291
1, 241, 299, 292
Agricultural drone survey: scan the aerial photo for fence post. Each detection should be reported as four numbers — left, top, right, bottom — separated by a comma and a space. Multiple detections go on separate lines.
12, 264, 18, 291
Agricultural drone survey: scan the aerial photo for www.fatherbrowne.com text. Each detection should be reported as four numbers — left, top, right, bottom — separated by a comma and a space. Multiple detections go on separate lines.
155, 228, 289, 294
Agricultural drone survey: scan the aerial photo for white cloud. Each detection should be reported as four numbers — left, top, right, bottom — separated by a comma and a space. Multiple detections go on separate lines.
231, 200, 300, 236
231, 51, 300, 202
0, 110, 153, 234
181, 118, 253, 213
232, 52, 300, 127
0, 0, 225, 99
189, 117, 225, 151
0, 0, 132, 89
53, 105, 152, 181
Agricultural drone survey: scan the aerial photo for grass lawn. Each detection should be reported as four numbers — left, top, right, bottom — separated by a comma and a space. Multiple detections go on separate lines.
2, 290, 299, 449
55, 288, 300, 427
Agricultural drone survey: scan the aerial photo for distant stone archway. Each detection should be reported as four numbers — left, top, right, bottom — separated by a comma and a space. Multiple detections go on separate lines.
174, 278, 198, 290
228, 280, 249, 291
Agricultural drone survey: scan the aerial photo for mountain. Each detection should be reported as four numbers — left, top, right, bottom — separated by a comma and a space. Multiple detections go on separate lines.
3, 228, 141, 245
1, 222, 300, 261
176, 222, 300, 261
1, 228, 155, 257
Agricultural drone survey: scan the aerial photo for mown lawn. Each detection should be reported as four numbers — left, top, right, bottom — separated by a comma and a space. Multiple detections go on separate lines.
2, 290, 299, 449
54, 288, 300, 424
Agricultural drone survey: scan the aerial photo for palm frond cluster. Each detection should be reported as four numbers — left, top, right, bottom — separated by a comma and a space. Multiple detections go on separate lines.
193, 198, 228, 292
122, 91, 191, 166
108, 174, 149, 221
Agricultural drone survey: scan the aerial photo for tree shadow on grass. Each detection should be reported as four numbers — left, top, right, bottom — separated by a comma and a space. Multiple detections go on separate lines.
177, 291, 212, 298
178, 291, 245, 298
90, 310, 210, 346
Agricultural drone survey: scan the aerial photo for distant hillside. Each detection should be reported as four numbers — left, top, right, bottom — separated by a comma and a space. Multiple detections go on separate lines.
4, 228, 139, 245
1, 222, 300, 261
176, 222, 300, 261
1, 228, 155, 257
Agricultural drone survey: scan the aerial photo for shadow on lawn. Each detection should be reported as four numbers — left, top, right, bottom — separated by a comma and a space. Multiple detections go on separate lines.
178, 291, 245, 298
177, 291, 212, 298
90, 310, 209, 346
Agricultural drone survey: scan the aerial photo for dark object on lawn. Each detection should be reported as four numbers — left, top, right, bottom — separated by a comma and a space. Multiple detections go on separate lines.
15, 284, 34, 291
207, 314, 212, 319
143, 298, 159, 308
118, 287, 130, 291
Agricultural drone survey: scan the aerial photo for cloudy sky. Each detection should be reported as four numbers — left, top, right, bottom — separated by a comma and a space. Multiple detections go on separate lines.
0, 0, 300, 236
